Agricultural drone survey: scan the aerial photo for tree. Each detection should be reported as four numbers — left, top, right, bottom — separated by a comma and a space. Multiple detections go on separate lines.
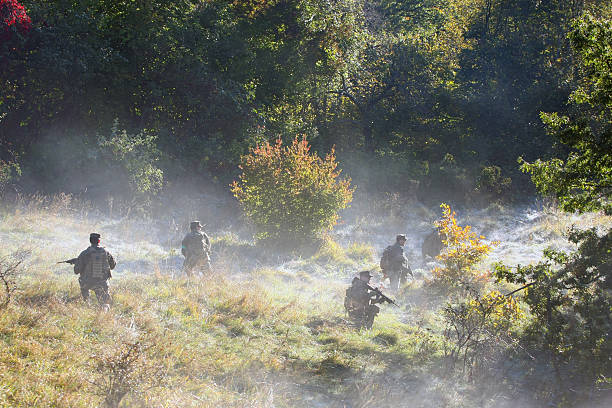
499, 12, 612, 404
520, 13, 612, 214
231, 137, 353, 244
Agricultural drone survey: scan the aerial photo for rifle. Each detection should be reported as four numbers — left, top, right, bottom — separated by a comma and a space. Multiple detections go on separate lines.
365, 284, 400, 307
57, 258, 78, 265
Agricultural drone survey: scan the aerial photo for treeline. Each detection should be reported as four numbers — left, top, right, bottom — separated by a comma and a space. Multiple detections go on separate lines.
1, 0, 610, 205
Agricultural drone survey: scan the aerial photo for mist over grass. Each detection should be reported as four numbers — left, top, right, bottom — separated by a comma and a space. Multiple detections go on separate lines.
0, 194, 610, 407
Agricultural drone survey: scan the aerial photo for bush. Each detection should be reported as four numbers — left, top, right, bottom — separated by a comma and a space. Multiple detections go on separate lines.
475, 165, 512, 202
231, 137, 353, 243
0, 159, 20, 197
428, 204, 496, 292
443, 290, 523, 379
98, 120, 164, 206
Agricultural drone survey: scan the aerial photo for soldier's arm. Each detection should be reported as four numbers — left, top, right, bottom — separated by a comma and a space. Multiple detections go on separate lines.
107, 252, 116, 270
73, 251, 87, 275
181, 236, 188, 256
203, 232, 211, 250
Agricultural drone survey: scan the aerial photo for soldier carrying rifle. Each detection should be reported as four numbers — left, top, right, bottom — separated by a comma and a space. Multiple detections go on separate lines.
60, 233, 116, 309
344, 270, 398, 330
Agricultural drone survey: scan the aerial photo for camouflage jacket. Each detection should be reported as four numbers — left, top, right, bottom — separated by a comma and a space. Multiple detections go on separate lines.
74, 245, 116, 281
388, 242, 409, 271
181, 231, 210, 258
345, 278, 381, 310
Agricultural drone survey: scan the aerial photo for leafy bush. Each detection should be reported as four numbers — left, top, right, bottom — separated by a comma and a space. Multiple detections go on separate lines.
98, 120, 164, 204
475, 165, 512, 202
428, 204, 496, 291
0, 159, 20, 197
443, 290, 523, 379
231, 137, 353, 243
494, 227, 612, 400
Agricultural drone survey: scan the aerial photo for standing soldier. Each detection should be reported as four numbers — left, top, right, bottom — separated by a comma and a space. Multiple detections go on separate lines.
181, 221, 211, 277
344, 271, 385, 329
380, 234, 413, 291
74, 233, 116, 309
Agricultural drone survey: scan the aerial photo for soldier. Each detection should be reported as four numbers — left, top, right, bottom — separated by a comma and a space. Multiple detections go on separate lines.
422, 228, 444, 259
74, 233, 116, 309
344, 271, 385, 329
181, 221, 211, 277
380, 234, 413, 291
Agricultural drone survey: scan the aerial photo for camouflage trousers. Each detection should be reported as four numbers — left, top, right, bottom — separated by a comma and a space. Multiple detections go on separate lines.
183, 255, 211, 278
386, 269, 409, 291
79, 278, 110, 305
348, 305, 380, 330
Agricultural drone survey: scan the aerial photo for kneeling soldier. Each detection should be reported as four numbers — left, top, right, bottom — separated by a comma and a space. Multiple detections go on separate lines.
74, 233, 116, 308
344, 271, 385, 329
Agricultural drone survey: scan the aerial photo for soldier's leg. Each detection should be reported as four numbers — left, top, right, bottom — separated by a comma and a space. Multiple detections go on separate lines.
388, 271, 400, 291
183, 258, 194, 277
93, 281, 111, 306
399, 270, 408, 286
202, 258, 212, 275
79, 278, 90, 301
365, 305, 380, 329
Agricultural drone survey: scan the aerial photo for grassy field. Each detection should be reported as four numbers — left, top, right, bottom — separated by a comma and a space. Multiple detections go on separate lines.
1, 197, 610, 407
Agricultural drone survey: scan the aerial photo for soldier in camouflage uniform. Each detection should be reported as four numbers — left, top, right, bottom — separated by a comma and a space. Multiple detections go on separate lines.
74, 233, 116, 308
181, 221, 211, 277
344, 271, 385, 329
381, 234, 413, 292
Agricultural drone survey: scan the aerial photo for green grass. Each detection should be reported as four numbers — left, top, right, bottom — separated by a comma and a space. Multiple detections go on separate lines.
0, 265, 440, 407
3, 199, 604, 407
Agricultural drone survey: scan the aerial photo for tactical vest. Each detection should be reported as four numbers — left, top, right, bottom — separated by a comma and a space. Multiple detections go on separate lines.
87, 247, 111, 280
184, 232, 206, 257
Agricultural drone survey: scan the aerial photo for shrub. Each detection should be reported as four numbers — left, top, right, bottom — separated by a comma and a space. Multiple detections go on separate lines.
231, 137, 353, 243
0, 159, 20, 197
475, 165, 512, 202
443, 290, 523, 379
98, 120, 164, 206
429, 204, 496, 291
0, 250, 28, 310
90, 336, 166, 408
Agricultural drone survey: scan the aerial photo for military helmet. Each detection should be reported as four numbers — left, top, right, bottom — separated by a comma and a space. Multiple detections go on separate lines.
396, 234, 407, 242
359, 270, 373, 279
89, 232, 101, 244
190, 221, 203, 230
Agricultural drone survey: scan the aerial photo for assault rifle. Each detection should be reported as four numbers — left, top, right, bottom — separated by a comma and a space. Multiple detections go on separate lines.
57, 258, 78, 265
365, 284, 400, 307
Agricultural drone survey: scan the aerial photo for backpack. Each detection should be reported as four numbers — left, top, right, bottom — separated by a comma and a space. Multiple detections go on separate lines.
344, 278, 360, 312
380, 245, 393, 270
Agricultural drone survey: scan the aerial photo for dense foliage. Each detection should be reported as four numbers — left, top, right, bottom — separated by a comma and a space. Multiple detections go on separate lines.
231, 137, 353, 243
521, 13, 612, 215
498, 12, 612, 405
1, 0, 610, 204
429, 203, 496, 291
